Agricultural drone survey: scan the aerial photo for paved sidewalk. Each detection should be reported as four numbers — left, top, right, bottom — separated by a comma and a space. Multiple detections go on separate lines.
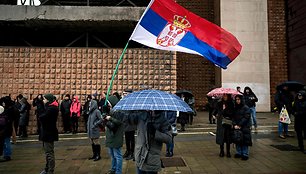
0, 112, 305, 174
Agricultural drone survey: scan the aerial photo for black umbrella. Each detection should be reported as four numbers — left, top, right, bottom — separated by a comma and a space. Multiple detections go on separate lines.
175, 90, 193, 97
276, 81, 305, 92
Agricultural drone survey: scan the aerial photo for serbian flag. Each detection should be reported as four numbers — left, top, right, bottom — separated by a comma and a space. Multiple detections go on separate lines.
129, 0, 242, 69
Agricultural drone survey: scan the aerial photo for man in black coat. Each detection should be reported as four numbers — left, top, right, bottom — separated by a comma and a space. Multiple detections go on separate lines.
292, 90, 306, 154
60, 94, 71, 133
39, 94, 59, 174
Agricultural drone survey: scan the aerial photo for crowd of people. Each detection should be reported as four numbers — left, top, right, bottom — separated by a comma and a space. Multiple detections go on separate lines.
0, 84, 305, 173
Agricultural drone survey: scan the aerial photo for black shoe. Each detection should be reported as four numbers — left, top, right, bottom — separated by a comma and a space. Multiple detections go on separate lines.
106, 170, 115, 174
3, 156, 11, 161
123, 151, 129, 158
165, 152, 170, 157
226, 153, 231, 158
126, 153, 134, 160
241, 156, 249, 160
234, 154, 241, 158
169, 152, 173, 157
219, 151, 224, 157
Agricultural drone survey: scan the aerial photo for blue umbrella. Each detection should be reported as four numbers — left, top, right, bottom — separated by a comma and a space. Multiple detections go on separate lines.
112, 90, 193, 112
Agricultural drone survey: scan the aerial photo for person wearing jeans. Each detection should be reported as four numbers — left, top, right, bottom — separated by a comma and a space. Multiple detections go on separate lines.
232, 95, 252, 161
274, 85, 294, 139
108, 147, 123, 174
105, 112, 124, 174
243, 87, 258, 129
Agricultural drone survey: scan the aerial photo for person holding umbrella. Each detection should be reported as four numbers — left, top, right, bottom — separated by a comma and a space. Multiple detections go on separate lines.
112, 90, 191, 173
213, 94, 234, 157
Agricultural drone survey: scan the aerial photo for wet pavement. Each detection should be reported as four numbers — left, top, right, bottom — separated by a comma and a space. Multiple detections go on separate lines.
0, 112, 305, 174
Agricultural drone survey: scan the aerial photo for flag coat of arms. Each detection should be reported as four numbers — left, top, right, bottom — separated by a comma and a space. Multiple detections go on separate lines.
130, 0, 242, 69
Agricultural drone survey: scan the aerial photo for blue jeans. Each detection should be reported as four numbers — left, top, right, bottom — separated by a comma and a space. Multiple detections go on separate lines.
137, 167, 157, 174
278, 122, 288, 136
250, 107, 257, 127
166, 142, 174, 153
108, 147, 122, 174
236, 145, 249, 157
3, 137, 12, 157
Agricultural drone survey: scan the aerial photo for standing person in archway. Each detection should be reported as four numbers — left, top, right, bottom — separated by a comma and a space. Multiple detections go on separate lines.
70, 96, 81, 134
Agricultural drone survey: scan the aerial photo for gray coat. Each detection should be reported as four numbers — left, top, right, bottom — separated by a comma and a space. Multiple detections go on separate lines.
131, 111, 172, 172
122, 111, 137, 132
87, 100, 103, 139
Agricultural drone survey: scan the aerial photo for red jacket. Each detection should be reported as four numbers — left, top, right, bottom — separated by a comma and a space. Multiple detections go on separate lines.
70, 96, 81, 117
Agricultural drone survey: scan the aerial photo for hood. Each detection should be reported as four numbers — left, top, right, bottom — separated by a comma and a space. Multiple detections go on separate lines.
49, 100, 59, 107
89, 100, 98, 112
73, 96, 79, 103
243, 86, 254, 95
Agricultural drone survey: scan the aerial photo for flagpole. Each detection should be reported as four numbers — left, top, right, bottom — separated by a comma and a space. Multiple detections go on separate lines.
104, 41, 130, 106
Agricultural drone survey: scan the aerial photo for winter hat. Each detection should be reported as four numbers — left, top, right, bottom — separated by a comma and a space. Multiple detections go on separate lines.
44, 94, 55, 103
0, 106, 4, 114
65, 94, 70, 99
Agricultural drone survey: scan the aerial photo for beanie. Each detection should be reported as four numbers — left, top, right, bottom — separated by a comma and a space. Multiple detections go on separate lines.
44, 94, 55, 103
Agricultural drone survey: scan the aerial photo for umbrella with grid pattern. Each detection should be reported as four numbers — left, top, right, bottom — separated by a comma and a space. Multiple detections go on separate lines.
112, 90, 192, 112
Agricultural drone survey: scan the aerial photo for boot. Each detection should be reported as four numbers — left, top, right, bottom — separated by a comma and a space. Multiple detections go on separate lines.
88, 144, 96, 160
219, 145, 224, 157
94, 145, 101, 161
123, 151, 129, 158
226, 143, 231, 158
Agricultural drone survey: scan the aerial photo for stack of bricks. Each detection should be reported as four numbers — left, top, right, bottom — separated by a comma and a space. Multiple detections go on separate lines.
0, 47, 176, 134
267, 0, 288, 108
176, 0, 216, 110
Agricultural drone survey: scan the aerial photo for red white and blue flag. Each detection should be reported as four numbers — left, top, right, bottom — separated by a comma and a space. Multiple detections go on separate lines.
129, 0, 242, 69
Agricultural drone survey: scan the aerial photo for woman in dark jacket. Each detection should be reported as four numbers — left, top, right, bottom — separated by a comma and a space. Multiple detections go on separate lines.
39, 94, 59, 174
213, 94, 234, 157
292, 90, 306, 154
232, 95, 252, 160
33, 94, 45, 135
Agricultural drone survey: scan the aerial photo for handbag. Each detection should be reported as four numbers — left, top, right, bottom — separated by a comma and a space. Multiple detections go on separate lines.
279, 105, 291, 124
232, 129, 243, 144
171, 124, 178, 136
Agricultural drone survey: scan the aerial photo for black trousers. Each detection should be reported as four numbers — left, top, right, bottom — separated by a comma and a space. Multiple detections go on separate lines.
62, 113, 71, 132
125, 131, 135, 153
71, 116, 79, 133
295, 118, 306, 150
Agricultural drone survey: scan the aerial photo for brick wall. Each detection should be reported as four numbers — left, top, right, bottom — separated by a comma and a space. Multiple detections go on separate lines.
287, 0, 306, 85
268, 0, 288, 109
176, 0, 216, 110
0, 47, 176, 134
